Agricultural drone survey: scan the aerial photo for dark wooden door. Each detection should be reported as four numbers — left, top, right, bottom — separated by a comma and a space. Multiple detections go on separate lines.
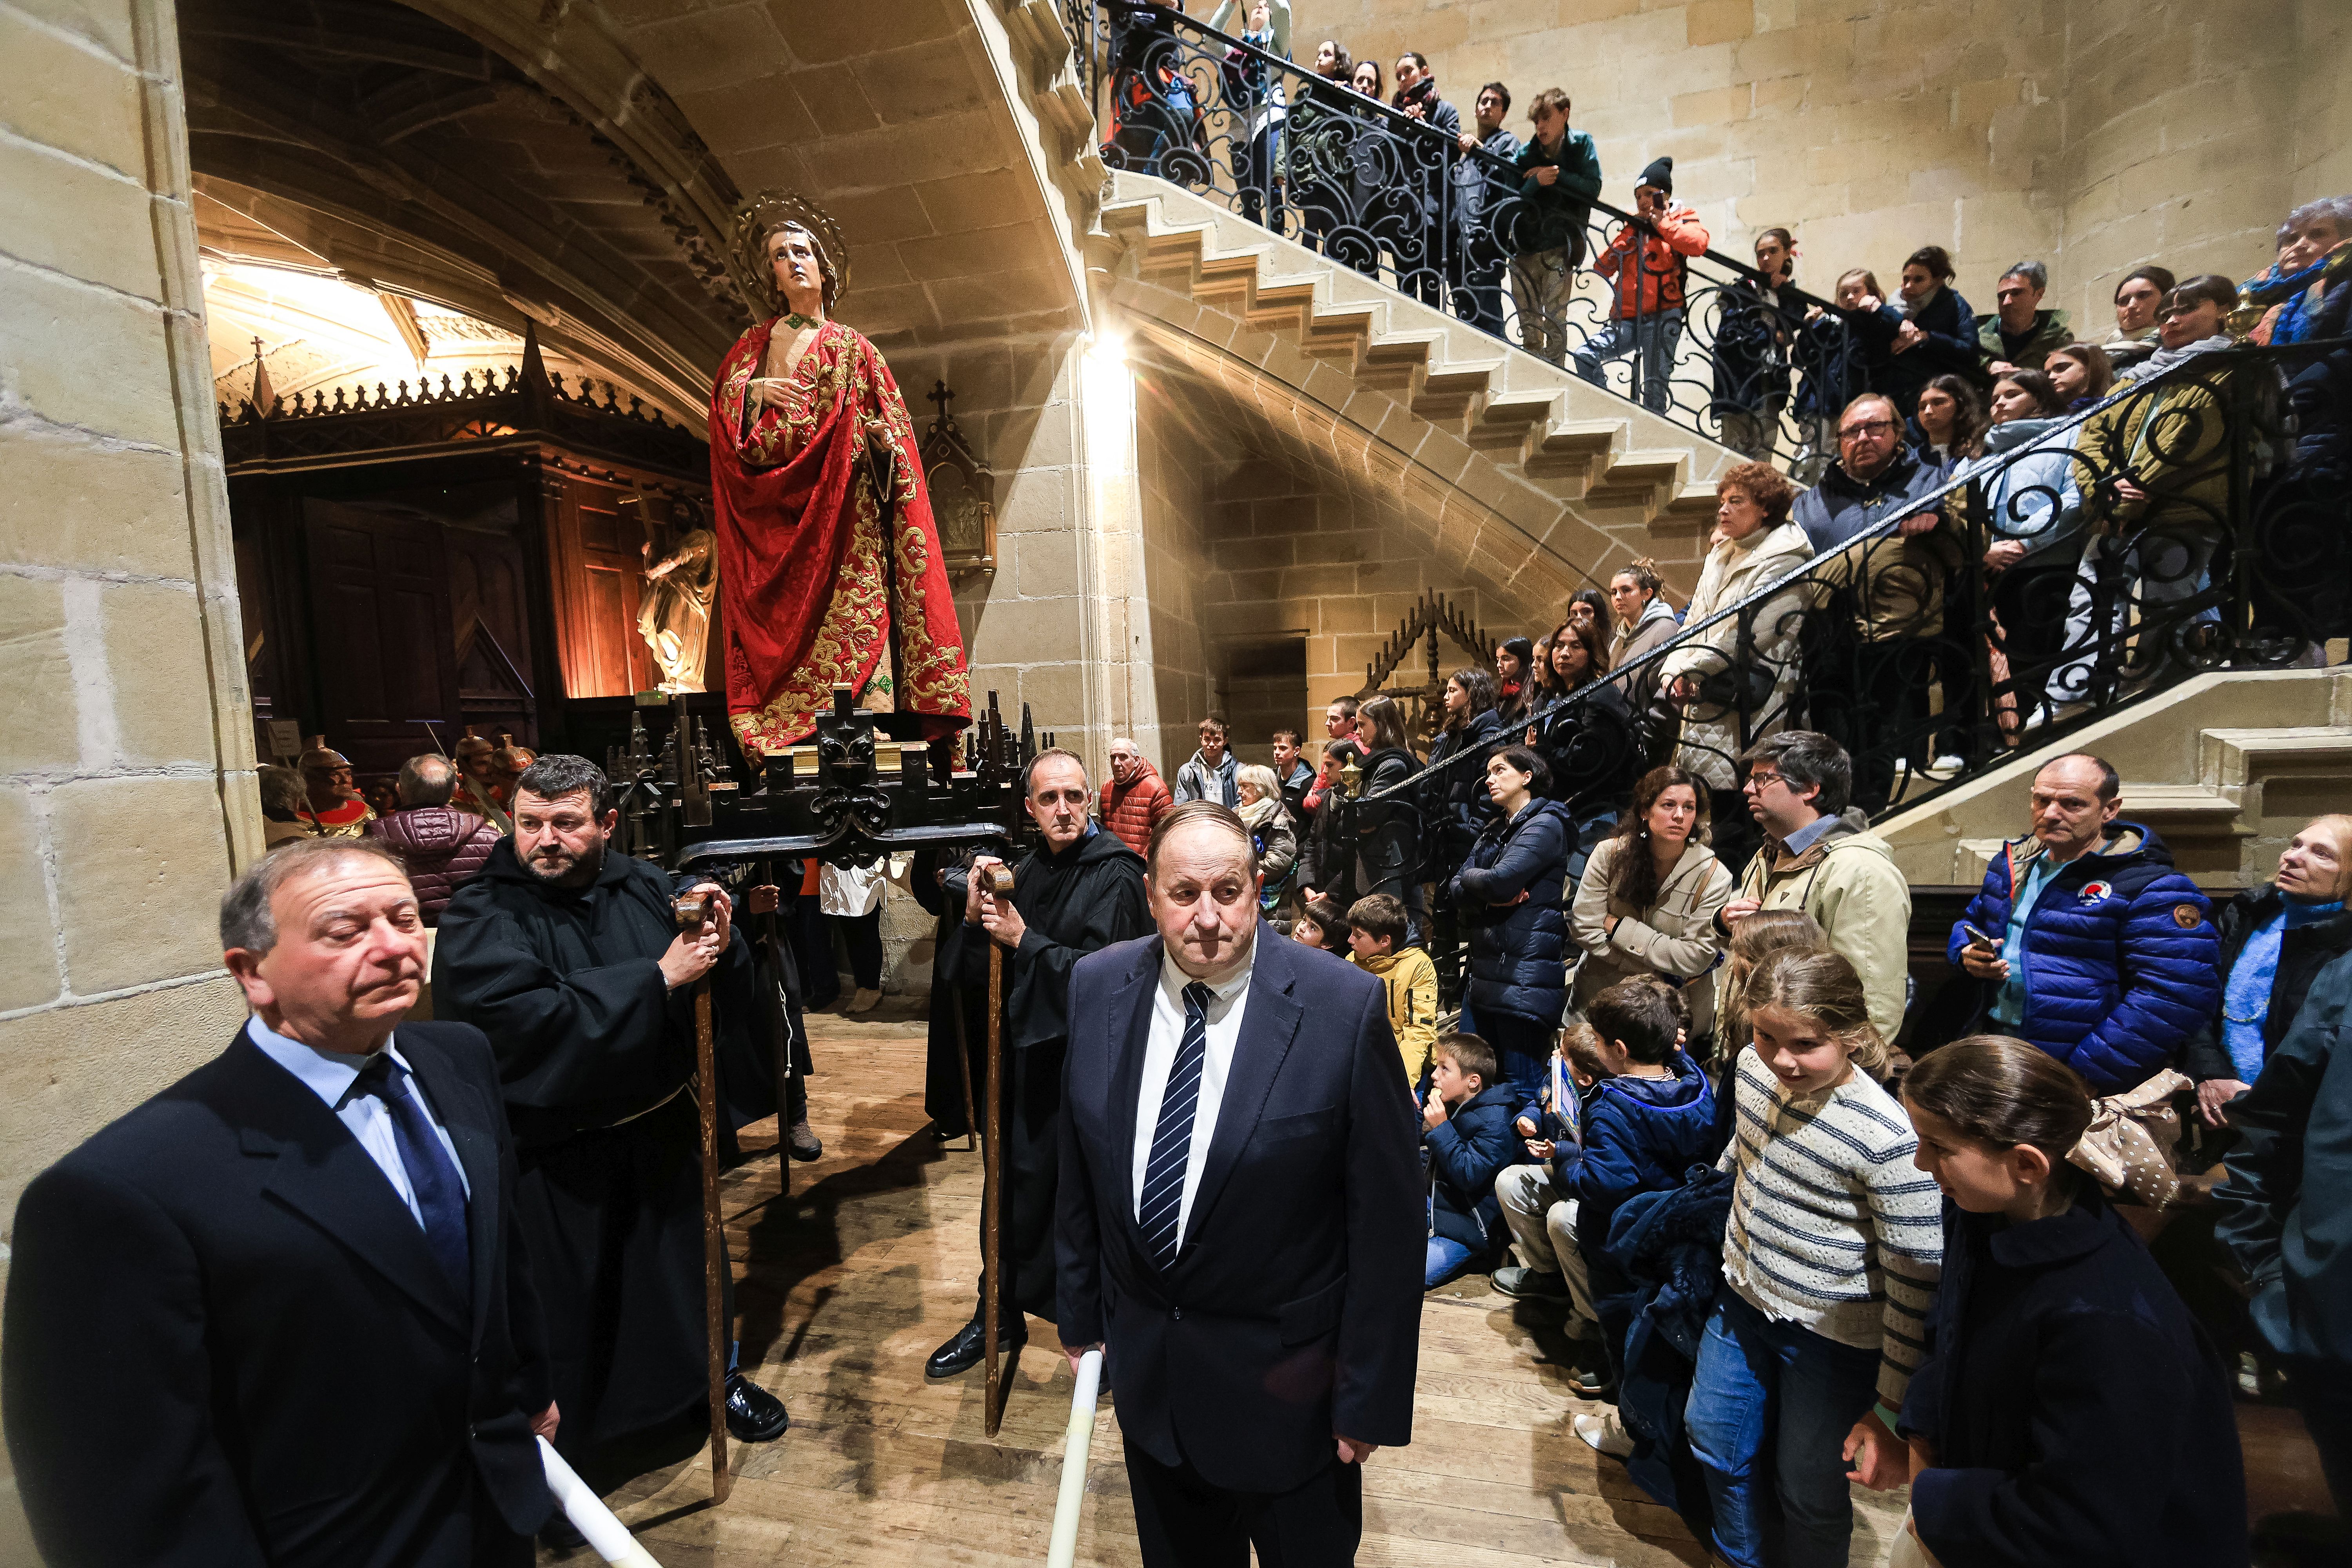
302, 498, 464, 777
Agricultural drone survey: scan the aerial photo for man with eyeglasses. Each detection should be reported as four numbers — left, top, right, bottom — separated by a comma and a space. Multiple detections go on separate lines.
1717, 730, 1911, 1044
1795, 393, 1969, 806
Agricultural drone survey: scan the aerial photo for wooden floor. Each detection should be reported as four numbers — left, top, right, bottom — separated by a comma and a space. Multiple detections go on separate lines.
549, 1008, 2319, 1568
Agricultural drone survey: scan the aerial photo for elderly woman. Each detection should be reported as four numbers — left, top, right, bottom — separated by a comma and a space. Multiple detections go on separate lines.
2185, 815, 2352, 1127
1234, 762, 1301, 911
1660, 461, 1816, 873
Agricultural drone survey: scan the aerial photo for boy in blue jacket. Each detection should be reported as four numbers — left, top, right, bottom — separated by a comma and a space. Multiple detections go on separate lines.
1422, 1031, 1520, 1289
1494, 1024, 1610, 1325
1577, 980, 1717, 1413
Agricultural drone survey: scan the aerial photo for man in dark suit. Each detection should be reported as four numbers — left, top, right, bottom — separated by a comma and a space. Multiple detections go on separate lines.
1057, 800, 1424, 1566
4, 836, 556, 1566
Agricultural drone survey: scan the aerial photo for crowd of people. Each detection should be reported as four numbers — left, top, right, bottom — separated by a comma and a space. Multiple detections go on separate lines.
1138, 677, 2343, 1563
1104, 5, 2352, 497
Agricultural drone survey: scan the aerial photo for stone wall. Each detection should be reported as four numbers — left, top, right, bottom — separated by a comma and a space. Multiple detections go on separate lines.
1134, 371, 1220, 773
0, 0, 259, 1543
1293, 0, 2336, 335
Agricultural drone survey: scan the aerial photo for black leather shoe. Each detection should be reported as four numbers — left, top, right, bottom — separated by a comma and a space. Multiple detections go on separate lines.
786, 1119, 823, 1161
724, 1372, 789, 1442
924, 1314, 1024, 1379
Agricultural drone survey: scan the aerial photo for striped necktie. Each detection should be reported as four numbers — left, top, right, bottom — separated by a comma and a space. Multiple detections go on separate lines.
1139, 981, 1214, 1268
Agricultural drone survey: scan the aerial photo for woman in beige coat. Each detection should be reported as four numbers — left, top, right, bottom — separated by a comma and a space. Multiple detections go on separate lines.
1571, 764, 1737, 1038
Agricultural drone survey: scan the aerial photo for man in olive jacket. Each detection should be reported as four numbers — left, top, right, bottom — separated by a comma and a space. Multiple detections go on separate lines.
1719, 731, 1911, 1044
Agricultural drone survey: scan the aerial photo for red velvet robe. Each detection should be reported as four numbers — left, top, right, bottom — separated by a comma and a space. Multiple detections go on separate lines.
708, 318, 971, 754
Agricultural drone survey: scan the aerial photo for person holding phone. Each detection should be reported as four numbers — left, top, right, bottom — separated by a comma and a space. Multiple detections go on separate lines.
1945, 753, 2217, 1096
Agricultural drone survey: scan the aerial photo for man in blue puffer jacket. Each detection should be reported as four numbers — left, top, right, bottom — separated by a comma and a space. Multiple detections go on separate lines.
1947, 753, 2219, 1092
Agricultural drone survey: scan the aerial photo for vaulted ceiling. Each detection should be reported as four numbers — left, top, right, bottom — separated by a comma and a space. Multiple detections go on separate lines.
181, 0, 1085, 419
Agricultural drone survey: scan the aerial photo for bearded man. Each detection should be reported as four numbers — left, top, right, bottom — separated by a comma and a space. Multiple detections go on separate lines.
432, 754, 788, 1491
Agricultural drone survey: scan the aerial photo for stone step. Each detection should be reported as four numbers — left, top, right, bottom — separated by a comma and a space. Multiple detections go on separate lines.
1097, 177, 1737, 580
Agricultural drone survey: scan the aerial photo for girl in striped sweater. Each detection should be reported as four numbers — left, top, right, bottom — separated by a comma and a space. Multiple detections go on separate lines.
1688, 950, 1945, 1568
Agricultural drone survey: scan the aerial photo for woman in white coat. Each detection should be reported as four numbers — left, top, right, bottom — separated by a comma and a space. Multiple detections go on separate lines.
1660, 461, 1817, 870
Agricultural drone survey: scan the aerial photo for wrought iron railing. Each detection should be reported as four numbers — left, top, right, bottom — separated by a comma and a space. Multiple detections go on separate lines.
1075, 0, 1866, 472
1320, 341, 2350, 1004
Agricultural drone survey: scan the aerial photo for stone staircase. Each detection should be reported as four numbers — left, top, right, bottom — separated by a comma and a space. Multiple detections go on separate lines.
1882, 668, 2352, 890
1091, 172, 1741, 607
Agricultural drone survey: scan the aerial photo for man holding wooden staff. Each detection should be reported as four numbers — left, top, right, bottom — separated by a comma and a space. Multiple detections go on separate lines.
926, 748, 1149, 1379
433, 755, 788, 1506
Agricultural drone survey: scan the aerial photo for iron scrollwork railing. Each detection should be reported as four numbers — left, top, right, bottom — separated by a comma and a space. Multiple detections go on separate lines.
1080, 0, 1863, 473
1325, 341, 2350, 1000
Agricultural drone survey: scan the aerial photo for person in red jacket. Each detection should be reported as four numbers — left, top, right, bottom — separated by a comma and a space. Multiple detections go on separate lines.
1573, 156, 1711, 415
368, 754, 501, 925
1099, 736, 1172, 855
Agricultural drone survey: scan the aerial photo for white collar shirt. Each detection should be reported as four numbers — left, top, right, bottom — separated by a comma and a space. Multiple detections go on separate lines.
1131, 941, 1256, 1243
244, 1015, 472, 1227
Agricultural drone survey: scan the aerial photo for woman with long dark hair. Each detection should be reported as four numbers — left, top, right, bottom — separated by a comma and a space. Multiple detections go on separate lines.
1569, 765, 1735, 1035
1525, 617, 1637, 877
1425, 665, 1503, 880
1449, 744, 1576, 1112
1910, 373, 1986, 473
1350, 693, 1428, 940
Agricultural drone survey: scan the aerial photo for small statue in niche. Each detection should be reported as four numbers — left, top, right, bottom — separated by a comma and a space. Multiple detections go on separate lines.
629, 492, 717, 693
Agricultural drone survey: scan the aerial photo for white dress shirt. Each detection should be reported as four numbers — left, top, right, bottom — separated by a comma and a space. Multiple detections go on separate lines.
245, 1016, 471, 1227
1131, 943, 1255, 1244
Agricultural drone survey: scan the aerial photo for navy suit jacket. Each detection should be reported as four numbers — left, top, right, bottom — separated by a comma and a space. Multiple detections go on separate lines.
1056, 926, 1423, 1491
3, 1022, 554, 1566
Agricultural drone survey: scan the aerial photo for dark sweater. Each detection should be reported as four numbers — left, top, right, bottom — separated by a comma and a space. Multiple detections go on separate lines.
1900, 1191, 2247, 1568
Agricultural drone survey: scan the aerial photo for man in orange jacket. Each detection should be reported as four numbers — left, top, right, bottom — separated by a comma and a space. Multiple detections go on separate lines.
1100, 736, 1174, 856
1573, 156, 1711, 415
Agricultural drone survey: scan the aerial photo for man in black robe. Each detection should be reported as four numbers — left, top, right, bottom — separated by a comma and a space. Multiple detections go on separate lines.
432, 753, 790, 1480
926, 748, 1151, 1377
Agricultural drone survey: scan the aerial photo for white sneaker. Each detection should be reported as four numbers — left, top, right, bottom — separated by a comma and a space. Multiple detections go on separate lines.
1929, 754, 1965, 776
1574, 1410, 1635, 1458
845, 987, 882, 1014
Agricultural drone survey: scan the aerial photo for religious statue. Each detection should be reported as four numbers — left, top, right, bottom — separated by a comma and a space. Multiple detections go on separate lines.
633, 498, 717, 693
708, 189, 971, 755
296, 735, 374, 838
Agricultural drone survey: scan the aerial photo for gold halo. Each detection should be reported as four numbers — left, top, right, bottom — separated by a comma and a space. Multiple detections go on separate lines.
732, 189, 849, 317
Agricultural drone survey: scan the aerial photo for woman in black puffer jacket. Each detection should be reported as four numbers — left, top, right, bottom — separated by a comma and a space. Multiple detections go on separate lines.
1424, 666, 1504, 880
1450, 744, 1577, 1119
1349, 694, 1429, 942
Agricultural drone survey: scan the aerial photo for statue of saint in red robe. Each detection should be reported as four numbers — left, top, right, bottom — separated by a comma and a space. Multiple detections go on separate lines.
708, 191, 971, 755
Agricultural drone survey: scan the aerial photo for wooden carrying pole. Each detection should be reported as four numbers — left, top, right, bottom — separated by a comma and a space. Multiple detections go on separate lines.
678, 891, 732, 1504
980, 862, 1016, 1438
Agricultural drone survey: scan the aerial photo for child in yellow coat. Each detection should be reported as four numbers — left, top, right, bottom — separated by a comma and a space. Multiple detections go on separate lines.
1347, 893, 1439, 1084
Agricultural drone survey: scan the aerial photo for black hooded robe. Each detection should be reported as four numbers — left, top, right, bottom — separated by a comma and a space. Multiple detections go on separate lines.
432, 840, 762, 1459
945, 827, 1149, 1322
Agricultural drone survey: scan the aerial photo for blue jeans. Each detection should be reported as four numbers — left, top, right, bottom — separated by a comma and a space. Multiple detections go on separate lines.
1685, 1287, 1881, 1568
1573, 310, 1685, 414
1425, 1234, 1479, 1290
